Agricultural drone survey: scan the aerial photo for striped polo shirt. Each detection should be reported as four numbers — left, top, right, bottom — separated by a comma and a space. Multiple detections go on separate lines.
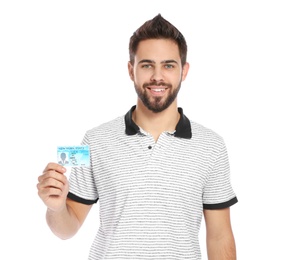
68, 105, 238, 260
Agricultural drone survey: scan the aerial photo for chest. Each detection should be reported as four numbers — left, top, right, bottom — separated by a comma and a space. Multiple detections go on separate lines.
92, 133, 211, 207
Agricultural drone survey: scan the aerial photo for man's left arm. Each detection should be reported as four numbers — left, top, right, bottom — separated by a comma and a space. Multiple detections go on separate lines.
203, 207, 236, 260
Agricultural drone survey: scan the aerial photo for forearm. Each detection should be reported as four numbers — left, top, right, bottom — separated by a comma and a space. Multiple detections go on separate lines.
207, 235, 236, 260
46, 205, 81, 240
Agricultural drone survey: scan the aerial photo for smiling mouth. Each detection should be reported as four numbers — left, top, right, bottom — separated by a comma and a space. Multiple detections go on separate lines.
146, 87, 168, 96
147, 88, 167, 92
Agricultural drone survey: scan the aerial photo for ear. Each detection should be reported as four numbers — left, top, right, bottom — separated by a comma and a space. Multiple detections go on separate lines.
181, 62, 190, 81
128, 61, 134, 81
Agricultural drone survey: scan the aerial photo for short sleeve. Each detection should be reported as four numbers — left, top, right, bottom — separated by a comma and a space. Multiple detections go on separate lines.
67, 132, 99, 205
203, 139, 238, 210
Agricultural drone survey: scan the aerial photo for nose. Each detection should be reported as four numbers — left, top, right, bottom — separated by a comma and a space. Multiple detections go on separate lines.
150, 67, 164, 82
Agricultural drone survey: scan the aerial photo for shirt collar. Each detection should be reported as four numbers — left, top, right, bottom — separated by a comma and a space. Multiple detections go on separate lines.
124, 105, 192, 139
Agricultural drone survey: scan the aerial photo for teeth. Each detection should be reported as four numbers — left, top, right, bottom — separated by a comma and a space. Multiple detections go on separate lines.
153, 89, 165, 92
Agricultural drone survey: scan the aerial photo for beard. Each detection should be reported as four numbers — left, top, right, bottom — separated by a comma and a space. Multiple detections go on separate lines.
134, 81, 181, 113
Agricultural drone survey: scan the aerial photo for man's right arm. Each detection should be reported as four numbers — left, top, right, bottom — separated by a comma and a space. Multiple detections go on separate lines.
37, 163, 92, 240
46, 198, 92, 239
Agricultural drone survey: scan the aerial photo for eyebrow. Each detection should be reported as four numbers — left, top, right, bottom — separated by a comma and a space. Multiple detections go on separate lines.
138, 59, 178, 65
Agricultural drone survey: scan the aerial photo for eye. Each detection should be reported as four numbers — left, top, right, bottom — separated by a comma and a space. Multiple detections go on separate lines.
165, 64, 175, 69
141, 64, 152, 69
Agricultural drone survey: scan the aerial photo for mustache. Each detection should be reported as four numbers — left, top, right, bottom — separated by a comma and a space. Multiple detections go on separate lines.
143, 82, 172, 88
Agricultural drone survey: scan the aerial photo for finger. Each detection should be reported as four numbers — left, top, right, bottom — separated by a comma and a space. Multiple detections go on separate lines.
39, 162, 67, 183
38, 186, 64, 197
37, 176, 68, 197
39, 176, 66, 189
43, 162, 66, 174
38, 171, 68, 186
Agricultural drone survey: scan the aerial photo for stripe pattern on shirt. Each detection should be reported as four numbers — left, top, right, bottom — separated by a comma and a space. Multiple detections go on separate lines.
68, 108, 237, 260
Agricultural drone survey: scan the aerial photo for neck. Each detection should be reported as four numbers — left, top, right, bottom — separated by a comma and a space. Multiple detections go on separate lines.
132, 100, 180, 141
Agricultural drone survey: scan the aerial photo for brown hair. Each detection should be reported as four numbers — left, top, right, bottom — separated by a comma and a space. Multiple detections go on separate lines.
129, 14, 187, 66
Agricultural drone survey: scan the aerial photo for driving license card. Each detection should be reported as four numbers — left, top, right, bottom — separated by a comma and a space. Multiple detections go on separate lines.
57, 145, 90, 167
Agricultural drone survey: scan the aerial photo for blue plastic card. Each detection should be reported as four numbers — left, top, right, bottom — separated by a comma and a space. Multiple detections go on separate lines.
57, 145, 90, 167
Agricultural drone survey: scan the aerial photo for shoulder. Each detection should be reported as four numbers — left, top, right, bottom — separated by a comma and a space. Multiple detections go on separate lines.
190, 120, 226, 148
84, 115, 125, 141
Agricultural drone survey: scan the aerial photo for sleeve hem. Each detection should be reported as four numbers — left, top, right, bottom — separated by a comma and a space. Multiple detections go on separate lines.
203, 196, 238, 210
67, 192, 98, 205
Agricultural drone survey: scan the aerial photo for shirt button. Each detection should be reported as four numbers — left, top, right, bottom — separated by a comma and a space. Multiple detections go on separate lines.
148, 145, 152, 149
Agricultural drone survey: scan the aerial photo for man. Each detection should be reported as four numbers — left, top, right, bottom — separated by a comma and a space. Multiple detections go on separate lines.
58, 152, 69, 165
37, 14, 238, 259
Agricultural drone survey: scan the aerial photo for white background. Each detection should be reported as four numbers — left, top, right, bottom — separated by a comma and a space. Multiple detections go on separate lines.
1, 0, 285, 259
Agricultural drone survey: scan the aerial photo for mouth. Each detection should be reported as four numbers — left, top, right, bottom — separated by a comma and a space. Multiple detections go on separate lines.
146, 86, 168, 96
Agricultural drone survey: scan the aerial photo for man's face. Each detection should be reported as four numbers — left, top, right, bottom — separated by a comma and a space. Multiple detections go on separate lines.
128, 39, 189, 113
61, 153, 66, 160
